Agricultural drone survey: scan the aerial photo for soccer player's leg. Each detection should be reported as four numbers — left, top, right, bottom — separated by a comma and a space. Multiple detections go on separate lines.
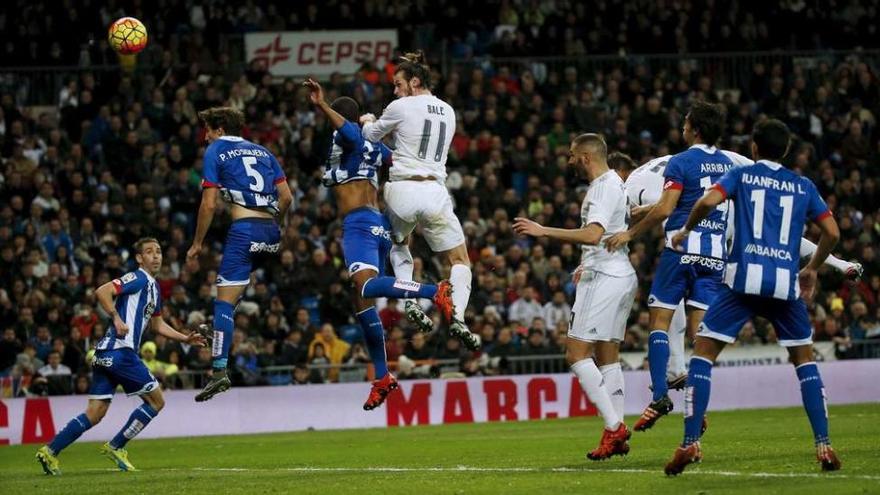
765, 299, 841, 471
568, 273, 629, 460
102, 350, 163, 471
638, 250, 688, 430
37, 365, 114, 474
665, 302, 688, 390
666, 287, 749, 476
422, 193, 480, 350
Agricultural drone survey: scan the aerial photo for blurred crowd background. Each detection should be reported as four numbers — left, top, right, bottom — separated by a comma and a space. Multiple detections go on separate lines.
1, 0, 879, 396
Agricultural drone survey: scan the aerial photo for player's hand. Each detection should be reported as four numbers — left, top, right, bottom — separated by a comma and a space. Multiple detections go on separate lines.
186, 243, 202, 263
605, 231, 632, 252
845, 262, 864, 280
183, 330, 208, 347
572, 265, 585, 284
113, 314, 130, 337
512, 217, 545, 237
799, 267, 818, 302
359, 113, 376, 125
303, 78, 324, 104
671, 229, 690, 251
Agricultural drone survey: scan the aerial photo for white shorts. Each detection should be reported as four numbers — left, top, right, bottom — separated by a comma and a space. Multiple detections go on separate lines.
383, 180, 466, 252
569, 271, 637, 343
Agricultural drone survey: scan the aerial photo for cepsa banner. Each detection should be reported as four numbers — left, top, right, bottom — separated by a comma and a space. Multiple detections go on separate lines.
2, 361, 878, 445
245, 30, 398, 77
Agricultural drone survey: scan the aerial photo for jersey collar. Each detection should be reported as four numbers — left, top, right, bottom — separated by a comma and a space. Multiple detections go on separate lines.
138, 267, 156, 282
756, 159, 783, 170
689, 143, 718, 153
592, 169, 615, 184
219, 136, 244, 142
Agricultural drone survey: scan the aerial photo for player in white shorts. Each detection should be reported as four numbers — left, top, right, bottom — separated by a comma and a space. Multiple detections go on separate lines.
624, 151, 864, 387
361, 51, 479, 350
514, 134, 634, 461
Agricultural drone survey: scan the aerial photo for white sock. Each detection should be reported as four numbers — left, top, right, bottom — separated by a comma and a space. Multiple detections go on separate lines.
600, 362, 625, 421
449, 264, 472, 322
390, 244, 415, 304
571, 359, 620, 429
667, 305, 688, 380
800, 236, 849, 272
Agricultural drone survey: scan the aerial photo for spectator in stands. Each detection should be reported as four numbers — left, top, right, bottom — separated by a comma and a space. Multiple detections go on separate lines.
0, 328, 22, 373
38, 350, 71, 377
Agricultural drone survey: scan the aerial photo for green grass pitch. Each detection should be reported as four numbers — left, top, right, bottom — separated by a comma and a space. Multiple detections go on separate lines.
1, 403, 878, 494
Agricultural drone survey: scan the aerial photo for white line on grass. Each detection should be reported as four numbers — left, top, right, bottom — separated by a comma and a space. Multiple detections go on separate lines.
143, 466, 879, 481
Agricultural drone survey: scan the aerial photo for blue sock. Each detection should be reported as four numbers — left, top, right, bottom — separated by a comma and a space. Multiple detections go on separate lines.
110, 403, 158, 449
648, 330, 670, 401
212, 300, 235, 370
48, 413, 92, 455
683, 356, 713, 446
357, 307, 388, 378
362, 277, 437, 300
796, 362, 830, 445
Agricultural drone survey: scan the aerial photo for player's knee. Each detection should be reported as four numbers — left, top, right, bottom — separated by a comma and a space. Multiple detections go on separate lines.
86, 401, 109, 424
145, 393, 165, 412
565, 348, 588, 366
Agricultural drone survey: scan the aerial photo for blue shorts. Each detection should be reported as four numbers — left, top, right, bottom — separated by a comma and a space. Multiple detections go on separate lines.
699, 285, 813, 347
89, 348, 159, 400
218, 218, 281, 286
342, 207, 392, 276
648, 249, 725, 311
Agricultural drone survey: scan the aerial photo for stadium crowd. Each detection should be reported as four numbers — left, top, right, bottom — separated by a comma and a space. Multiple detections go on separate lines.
2, 1, 880, 396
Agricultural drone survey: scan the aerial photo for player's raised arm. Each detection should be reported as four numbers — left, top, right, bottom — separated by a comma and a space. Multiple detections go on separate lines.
304, 78, 346, 129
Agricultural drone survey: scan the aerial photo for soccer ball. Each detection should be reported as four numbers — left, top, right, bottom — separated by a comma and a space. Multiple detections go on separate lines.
108, 17, 148, 55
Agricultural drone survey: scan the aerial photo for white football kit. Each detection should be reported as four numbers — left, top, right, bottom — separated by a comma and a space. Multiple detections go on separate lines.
570, 170, 638, 343
362, 94, 465, 251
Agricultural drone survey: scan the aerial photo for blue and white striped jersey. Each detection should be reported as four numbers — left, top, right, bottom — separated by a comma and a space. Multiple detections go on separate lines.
715, 160, 831, 300
202, 136, 286, 215
96, 268, 161, 351
323, 121, 391, 189
663, 144, 736, 259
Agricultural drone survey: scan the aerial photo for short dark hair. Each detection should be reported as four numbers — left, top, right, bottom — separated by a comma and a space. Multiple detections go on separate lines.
752, 119, 791, 161
134, 237, 160, 254
607, 151, 636, 172
395, 50, 433, 90
572, 133, 607, 159
198, 107, 245, 135
331, 97, 360, 123
686, 101, 725, 145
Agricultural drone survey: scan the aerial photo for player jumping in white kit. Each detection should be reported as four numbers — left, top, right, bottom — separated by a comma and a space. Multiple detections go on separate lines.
361, 50, 480, 350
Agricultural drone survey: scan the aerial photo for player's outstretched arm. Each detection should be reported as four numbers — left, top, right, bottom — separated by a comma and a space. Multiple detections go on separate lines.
303, 78, 346, 130
513, 217, 605, 245
799, 236, 861, 278
670, 188, 725, 250
95, 280, 129, 337
606, 187, 680, 251
151, 316, 207, 347
361, 100, 403, 142
187, 187, 218, 262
